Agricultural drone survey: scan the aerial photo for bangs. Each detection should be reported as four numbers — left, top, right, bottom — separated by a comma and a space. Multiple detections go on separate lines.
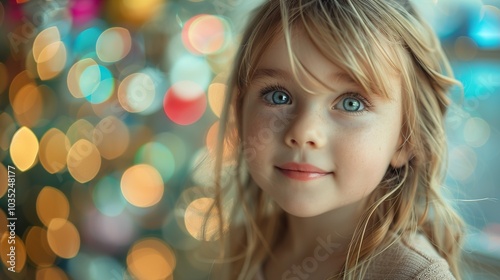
281, 0, 407, 98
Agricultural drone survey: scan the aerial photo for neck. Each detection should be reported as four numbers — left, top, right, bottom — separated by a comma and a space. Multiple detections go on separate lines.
263, 200, 370, 279
281, 199, 367, 259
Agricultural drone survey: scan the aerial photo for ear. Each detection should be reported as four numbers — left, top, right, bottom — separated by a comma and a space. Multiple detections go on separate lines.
390, 137, 411, 168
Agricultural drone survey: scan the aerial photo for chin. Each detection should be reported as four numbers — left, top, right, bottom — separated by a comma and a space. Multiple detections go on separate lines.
277, 201, 331, 218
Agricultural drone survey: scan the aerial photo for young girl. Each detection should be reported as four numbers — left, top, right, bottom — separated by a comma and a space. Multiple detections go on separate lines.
201, 0, 465, 279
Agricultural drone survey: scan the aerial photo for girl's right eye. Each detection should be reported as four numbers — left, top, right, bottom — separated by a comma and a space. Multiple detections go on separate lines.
260, 85, 291, 106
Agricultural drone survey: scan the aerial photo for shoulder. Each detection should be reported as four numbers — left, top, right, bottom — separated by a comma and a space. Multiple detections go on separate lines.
365, 233, 456, 280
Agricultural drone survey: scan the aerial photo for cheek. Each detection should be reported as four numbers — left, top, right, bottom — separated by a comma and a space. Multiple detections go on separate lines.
333, 127, 398, 190
242, 115, 265, 150
242, 107, 285, 149
241, 108, 277, 165
241, 100, 260, 139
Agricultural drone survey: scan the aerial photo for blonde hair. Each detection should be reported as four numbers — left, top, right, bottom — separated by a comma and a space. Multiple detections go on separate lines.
202, 0, 465, 279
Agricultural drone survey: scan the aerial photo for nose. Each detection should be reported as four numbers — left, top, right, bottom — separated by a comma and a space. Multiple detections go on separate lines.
284, 108, 327, 149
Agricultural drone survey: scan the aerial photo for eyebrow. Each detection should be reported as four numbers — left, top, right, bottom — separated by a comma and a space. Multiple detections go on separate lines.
251, 68, 293, 82
251, 68, 358, 86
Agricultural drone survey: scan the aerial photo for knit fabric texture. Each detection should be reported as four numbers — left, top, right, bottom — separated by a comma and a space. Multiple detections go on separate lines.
364, 233, 455, 280
255, 233, 455, 280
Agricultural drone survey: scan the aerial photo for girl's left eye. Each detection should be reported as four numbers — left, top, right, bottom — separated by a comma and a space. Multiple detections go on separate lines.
341, 97, 364, 111
334, 94, 370, 113
260, 86, 291, 105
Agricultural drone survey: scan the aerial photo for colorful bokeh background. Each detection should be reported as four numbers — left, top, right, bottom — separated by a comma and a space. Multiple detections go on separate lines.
0, 0, 499, 279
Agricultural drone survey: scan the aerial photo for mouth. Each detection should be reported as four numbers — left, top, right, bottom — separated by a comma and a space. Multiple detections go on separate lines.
275, 166, 332, 181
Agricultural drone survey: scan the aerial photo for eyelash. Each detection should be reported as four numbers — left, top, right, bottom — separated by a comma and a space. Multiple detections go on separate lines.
258, 83, 373, 114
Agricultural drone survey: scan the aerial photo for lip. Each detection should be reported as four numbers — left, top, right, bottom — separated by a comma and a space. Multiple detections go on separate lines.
276, 162, 332, 181
277, 162, 329, 173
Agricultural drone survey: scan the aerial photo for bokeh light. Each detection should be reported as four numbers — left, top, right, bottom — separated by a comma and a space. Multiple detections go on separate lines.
182, 14, 231, 55
208, 82, 227, 118
80, 64, 115, 104
70, 0, 101, 27
67, 58, 99, 98
10, 126, 39, 171
112, 0, 164, 26
155, 132, 188, 172
126, 238, 176, 280
25, 226, 57, 268
464, 117, 491, 147
39, 128, 69, 173
47, 218, 81, 259
88, 256, 126, 280
0, 233, 27, 272
32, 26, 67, 80
66, 252, 94, 280
73, 27, 102, 56
170, 55, 212, 90
33, 27, 61, 63
184, 197, 228, 241
66, 119, 94, 144
36, 186, 70, 227
121, 164, 164, 207
469, 5, 500, 49
10, 83, 56, 127
163, 81, 207, 125
9, 70, 34, 105
67, 251, 130, 280
67, 139, 102, 183
205, 120, 236, 161
93, 116, 130, 160
136, 67, 168, 115
68, 252, 128, 280
12, 83, 43, 125
96, 27, 132, 63
118, 72, 156, 113
37, 41, 67, 81
36, 266, 69, 280
92, 175, 127, 217
135, 142, 175, 182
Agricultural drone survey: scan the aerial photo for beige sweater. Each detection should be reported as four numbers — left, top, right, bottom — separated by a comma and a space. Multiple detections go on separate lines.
255, 233, 455, 280
364, 233, 455, 279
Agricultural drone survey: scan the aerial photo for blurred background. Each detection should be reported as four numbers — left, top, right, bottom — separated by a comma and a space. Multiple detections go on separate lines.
0, 0, 499, 279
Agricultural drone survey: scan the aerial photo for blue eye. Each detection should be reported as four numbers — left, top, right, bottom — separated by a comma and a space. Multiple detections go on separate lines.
342, 97, 364, 111
261, 88, 291, 105
334, 93, 370, 114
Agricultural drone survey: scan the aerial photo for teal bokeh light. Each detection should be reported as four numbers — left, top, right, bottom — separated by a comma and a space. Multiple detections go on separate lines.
470, 7, 500, 49
135, 142, 176, 182
74, 26, 103, 56
92, 175, 127, 217
79, 64, 115, 104
170, 55, 212, 91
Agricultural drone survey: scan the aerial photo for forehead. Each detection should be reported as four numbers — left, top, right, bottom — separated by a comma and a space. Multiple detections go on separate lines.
251, 30, 401, 97
251, 32, 380, 94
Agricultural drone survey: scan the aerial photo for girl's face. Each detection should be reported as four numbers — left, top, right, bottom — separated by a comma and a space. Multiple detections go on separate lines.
241, 31, 406, 217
